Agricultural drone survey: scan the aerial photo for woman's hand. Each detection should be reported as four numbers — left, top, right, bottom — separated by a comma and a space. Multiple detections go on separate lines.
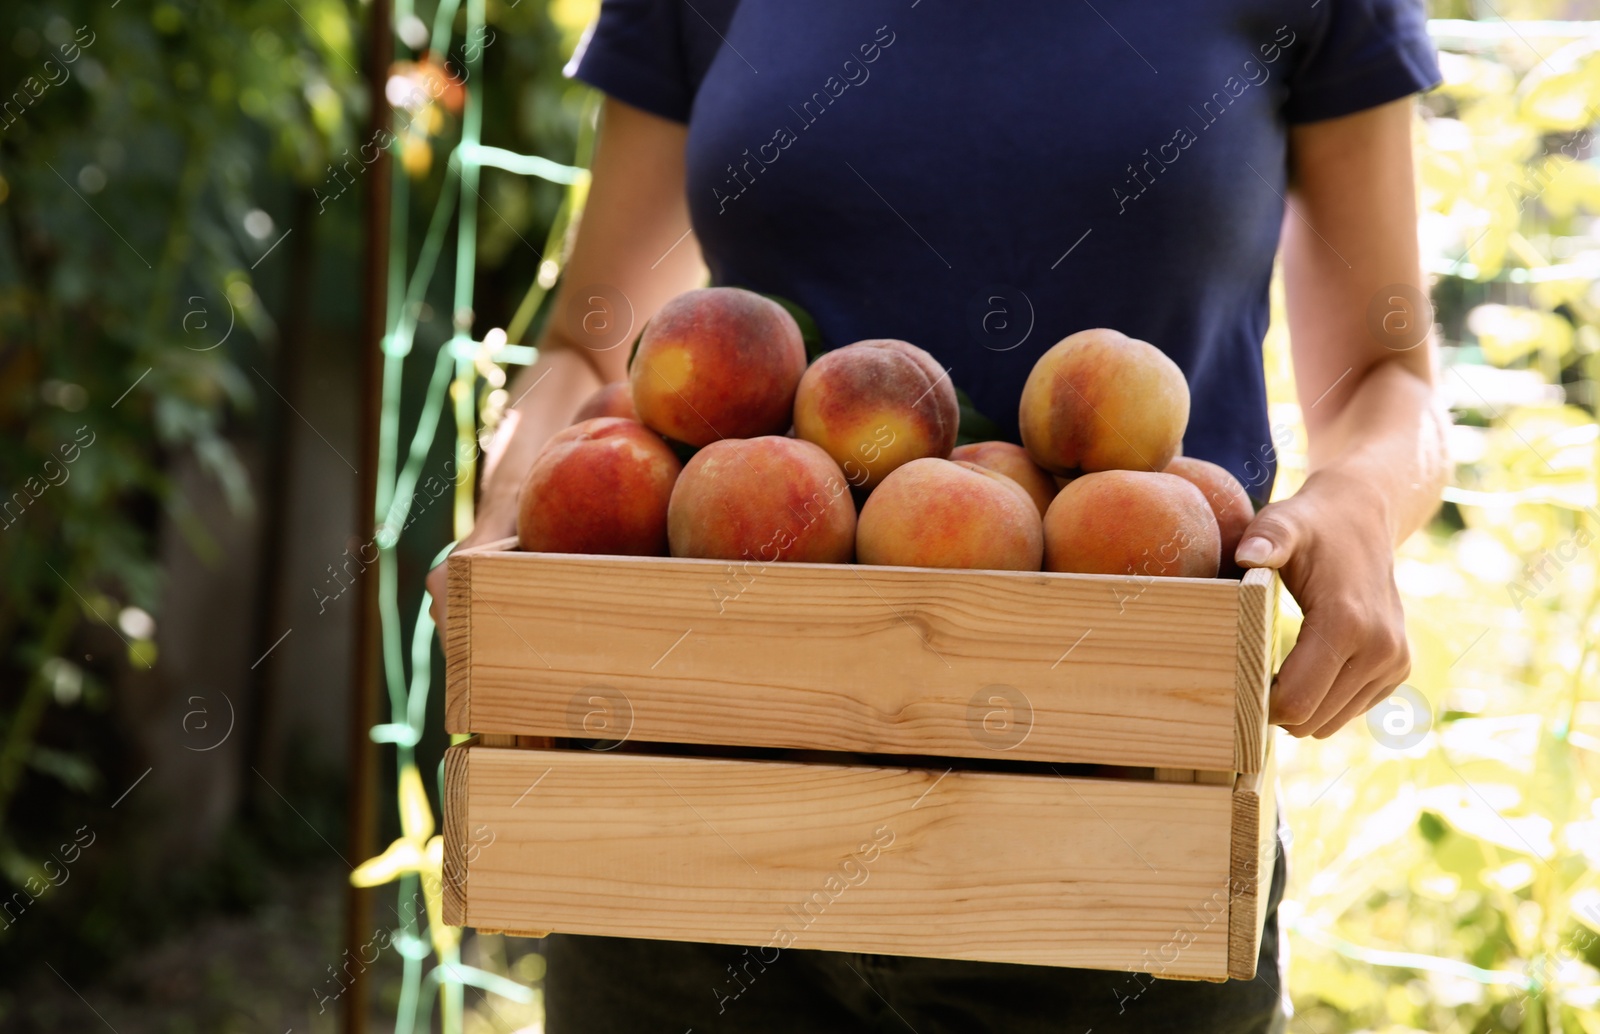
1236, 467, 1410, 738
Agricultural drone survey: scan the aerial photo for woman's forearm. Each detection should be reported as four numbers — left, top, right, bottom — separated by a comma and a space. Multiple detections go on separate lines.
1303, 357, 1449, 547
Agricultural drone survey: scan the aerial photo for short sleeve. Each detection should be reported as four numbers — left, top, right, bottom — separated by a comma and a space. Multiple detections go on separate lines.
566, 0, 738, 124
1283, 0, 1441, 124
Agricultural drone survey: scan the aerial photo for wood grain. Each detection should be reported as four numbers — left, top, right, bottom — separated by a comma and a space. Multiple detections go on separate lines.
1227, 732, 1278, 980
451, 745, 1238, 978
444, 554, 473, 734
451, 551, 1254, 770
1233, 568, 1278, 774
441, 743, 470, 927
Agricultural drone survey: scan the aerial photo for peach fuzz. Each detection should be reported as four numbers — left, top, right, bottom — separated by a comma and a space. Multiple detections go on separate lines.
950, 441, 1058, 516
1042, 470, 1220, 578
856, 458, 1043, 572
516, 417, 681, 556
1018, 328, 1189, 474
792, 339, 958, 489
1165, 456, 1255, 572
667, 436, 855, 563
630, 287, 806, 446
572, 381, 638, 423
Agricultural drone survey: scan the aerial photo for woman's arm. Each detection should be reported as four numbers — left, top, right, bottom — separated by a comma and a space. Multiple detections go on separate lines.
426, 97, 707, 630
1240, 96, 1449, 738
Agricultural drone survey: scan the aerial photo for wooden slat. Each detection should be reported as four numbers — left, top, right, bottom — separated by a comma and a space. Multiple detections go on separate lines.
1227, 732, 1278, 980
451, 551, 1253, 770
1233, 568, 1278, 774
452, 746, 1237, 978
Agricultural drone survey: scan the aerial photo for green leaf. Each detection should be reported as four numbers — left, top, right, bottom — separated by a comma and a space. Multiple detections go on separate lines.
762, 293, 826, 361
625, 318, 649, 374
26, 746, 98, 794
954, 386, 1007, 446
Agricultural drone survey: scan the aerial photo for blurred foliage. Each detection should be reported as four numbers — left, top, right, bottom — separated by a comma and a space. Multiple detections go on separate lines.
1268, 8, 1600, 1032
0, 0, 595, 1014
0, 0, 364, 873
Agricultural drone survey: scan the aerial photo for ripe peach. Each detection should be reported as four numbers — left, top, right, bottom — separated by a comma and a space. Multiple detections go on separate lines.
572, 381, 638, 423
950, 441, 1057, 517
630, 287, 805, 446
1019, 329, 1189, 474
1042, 470, 1220, 578
667, 436, 855, 563
517, 417, 681, 555
857, 458, 1043, 572
792, 339, 958, 489
1165, 457, 1254, 572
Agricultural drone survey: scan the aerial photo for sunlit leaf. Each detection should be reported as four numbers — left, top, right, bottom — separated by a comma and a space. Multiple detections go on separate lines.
398, 762, 436, 842
1467, 304, 1574, 367
1421, 784, 1556, 859
1485, 860, 1537, 892
350, 837, 426, 888
421, 835, 461, 956
1439, 716, 1542, 772
1437, 51, 1517, 101
1519, 68, 1600, 132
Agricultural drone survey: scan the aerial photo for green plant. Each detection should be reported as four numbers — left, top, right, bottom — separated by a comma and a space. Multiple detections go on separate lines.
0, 0, 362, 874
1274, 12, 1600, 1031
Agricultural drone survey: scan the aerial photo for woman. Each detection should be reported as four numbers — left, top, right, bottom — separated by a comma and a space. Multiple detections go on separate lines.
428, 1, 1448, 1029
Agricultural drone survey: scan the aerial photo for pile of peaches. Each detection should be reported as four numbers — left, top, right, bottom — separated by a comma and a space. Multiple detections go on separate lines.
516, 286, 1255, 579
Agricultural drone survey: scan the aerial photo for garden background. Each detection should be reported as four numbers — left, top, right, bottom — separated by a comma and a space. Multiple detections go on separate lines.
0, 0, 1597, 1031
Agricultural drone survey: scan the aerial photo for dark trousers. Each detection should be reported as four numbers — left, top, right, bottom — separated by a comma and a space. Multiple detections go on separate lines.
544, 830, 1289, 1033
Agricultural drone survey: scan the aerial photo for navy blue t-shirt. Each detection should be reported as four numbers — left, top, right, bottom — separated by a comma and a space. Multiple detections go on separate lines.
570, 0, 1439, 501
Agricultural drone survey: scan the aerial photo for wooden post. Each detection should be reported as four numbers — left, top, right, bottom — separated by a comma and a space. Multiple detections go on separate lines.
344, 0, 392, 1030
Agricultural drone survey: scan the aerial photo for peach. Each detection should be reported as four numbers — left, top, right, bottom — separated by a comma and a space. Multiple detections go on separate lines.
667, 436, 855, 563
630, 287, 805, 446
517, 417, 681, 555
857, 458, 1043, 571
1019, 328, 1189, 474
572, 381, 638, 423
1042, 470, 1220, 578
950, 441, 1057, 516
792, 339, 958, 489
1165, 457, 1254, 572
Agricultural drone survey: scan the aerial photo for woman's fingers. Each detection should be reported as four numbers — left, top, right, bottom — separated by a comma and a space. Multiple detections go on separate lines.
1310, 673, 1404, 740
1273, 593, 1411, 737
1269, 616, 1352, 727
1235, 502, 1305, 570
1282, 651, 1374, 737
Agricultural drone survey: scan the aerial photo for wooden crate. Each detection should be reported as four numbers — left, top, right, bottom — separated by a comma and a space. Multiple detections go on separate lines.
442, 541, 1280, 981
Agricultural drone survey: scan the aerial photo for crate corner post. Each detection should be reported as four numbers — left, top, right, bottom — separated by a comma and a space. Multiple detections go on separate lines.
1233, 567, 1277, 774
1226, 733, 1278, 980
442, 741, 473, 928
445, 551, 473, 734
